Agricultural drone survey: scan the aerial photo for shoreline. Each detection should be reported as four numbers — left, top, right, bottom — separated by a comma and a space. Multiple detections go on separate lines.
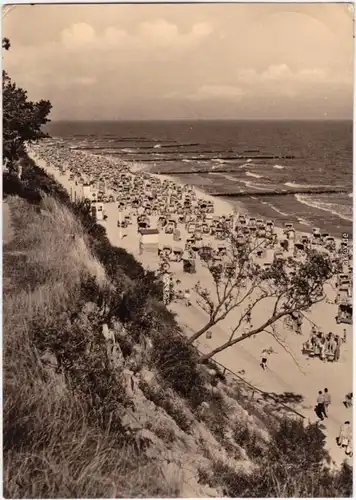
127, 159, 346, 245
120, 155, 351, 241
38, 140, 353, 240
31, 141, 350, 250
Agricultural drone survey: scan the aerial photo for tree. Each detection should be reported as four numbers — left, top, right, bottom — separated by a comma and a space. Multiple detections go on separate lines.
188, 225, 335, 361
2, 38, 52, 169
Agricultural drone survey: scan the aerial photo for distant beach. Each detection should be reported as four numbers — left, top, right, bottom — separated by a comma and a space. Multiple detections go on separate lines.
46, 120, 353, 238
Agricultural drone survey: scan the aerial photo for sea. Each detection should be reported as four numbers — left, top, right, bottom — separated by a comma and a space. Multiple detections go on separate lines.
46, 120, 353, 239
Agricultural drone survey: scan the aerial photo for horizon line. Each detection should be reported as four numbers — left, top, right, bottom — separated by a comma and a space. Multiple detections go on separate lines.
48, 117, 353, 123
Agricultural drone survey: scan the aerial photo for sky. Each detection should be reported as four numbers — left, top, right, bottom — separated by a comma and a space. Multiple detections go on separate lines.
2, 3, 354, 120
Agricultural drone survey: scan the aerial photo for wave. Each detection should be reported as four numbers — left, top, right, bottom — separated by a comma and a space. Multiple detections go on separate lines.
121, 148, 135, 153
222, 174, 238, 183
285, 181, 344, 189
261, 201, 290, 217
238, 179, 272, 191
239, 162, 257, 169
273, 164, 285, 170
297, 217, 313, 227
246, 171, 263, 179
295, 194, 353, 222
153, 144, 161, 149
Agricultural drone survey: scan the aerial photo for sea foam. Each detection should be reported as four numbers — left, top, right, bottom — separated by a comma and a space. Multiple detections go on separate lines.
246, 171, 263, 179
295, 194, 352, 222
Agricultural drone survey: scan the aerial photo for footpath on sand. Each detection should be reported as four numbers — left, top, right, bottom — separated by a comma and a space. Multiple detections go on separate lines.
30, 153, 352, 468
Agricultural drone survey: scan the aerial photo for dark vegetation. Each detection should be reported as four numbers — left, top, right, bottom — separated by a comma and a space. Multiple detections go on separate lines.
210, 420, 353, 498
2, 37, 52, 170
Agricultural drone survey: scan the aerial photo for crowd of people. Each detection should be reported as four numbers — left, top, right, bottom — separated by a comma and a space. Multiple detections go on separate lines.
303, 328, 346, 362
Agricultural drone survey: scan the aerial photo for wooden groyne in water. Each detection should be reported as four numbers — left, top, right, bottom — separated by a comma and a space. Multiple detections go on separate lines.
153, 167, 238, 174
210, 187, 348, 198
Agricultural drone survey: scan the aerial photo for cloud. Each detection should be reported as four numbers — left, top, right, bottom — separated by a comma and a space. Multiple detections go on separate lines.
3, 18, 214, 102
61, 22, 96, 48
261, 64, 292, 80
59, 19, 213, 51
172, 84, 246, 101
233, 64, 351, 98
2, 4, 352, 119
236, 64, 349, 85
162, 64, 352, 106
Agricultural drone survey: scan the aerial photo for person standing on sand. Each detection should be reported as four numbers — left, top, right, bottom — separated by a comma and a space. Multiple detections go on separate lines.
184, 289, 191, 307
294, 312, 302, 334
169, 276, 174, 302
323, 388, 331, 416
334, 336, 341, 362
337, 421, 351, 448
320, 339, 326, 362
315, 390, 326, 420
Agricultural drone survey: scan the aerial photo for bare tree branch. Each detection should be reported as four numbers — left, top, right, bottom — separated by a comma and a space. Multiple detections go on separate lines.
264, 325, 306, 374
186, 223, 338, 361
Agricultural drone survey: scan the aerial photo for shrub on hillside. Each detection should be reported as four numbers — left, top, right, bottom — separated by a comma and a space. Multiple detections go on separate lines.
117, 272, 162, 320
72, 200, 161, 294
3, 156, 70, 205
152, 333, 208, 404
72, 201, 110, 243
22, 157, 70, 204
148, 299, 177, 328
268, 418, 329, 469
219, 418, 353, 497
139, 381, 192, 432
233, 425, 264, 460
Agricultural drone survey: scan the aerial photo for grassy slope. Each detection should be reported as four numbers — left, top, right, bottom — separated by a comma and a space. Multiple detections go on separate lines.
3, 159, 353, 498
3, 196, 181, 498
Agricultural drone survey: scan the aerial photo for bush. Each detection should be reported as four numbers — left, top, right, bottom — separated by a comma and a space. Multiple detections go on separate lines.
221, 419, 353, 497
268, 418, 329, 470
139, 381, 192, 433
152, 333, 207, 404
233, 425, 264, 460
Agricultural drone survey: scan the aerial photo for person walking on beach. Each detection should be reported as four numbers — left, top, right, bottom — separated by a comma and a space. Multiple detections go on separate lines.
245, 309, 252, 325
323, 388, 331, 416
344, 392, 353, 408
343, 328, 347, 344
315, 390, 326, 420
260, 350, 269, 371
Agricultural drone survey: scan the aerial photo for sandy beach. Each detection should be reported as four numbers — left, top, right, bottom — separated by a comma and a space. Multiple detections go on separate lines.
28, 146, 353, 466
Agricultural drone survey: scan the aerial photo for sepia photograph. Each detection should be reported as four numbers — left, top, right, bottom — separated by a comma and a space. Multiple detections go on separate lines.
2, 2, 353, 498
